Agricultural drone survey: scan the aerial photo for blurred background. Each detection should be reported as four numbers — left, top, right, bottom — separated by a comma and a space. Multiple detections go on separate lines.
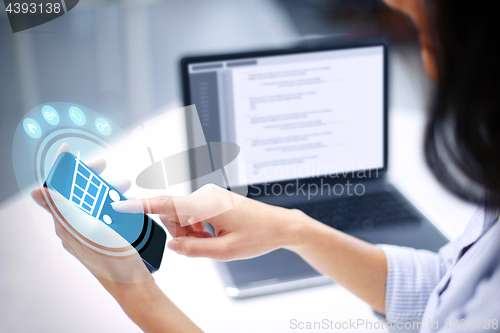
0, 0, 431, 204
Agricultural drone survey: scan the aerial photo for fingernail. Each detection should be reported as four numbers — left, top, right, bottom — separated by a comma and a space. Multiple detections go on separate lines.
111, 200, 142, 213
110, 201, 126, 208
167, 240, 181, 254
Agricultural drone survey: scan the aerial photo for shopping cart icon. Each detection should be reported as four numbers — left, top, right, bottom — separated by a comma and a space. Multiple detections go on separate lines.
69, 152, 110, 221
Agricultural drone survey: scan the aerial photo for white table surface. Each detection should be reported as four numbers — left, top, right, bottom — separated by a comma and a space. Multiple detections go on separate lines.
0, 108, 477, 333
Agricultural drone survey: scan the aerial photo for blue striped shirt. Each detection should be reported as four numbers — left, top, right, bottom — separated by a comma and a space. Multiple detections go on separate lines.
376, 207, 500, 332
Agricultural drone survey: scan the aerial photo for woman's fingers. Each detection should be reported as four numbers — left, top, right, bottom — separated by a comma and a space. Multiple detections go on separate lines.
31, 188, 51, 212
61, 240, 77, 258
190, 221, 206, 233
86, 159, 107, 175
30, 187, 78, 246
108, 179, 131, 194
51, 142, 70, 167
159, 215, 201, 237
49, 142, 107, 175
111, 199, 144, 214
167, 235, 229, 260
161, 217, 189, 238
111, 194, 217, 226
53, 215, 75, 241
111, 195, 182, 215
31, 188, 46, 207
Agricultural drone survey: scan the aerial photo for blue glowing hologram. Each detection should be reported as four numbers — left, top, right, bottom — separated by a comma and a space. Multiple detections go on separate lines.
23, 118, 42, 139
13, 102, 167, 277
95, 117, 112, 136
41, 105, 60, 126
45, 151, 148, 247
68, 106, 86, 126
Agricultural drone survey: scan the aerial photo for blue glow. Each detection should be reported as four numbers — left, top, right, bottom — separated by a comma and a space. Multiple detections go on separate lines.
68, 106, 86, 126
95, 117, 112, 136
41, 105, 60, 125
22, 118, 42, 139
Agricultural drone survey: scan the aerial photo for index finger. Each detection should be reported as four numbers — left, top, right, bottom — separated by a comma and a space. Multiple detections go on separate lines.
111, 195, 182, 215
112, 188, 233, 226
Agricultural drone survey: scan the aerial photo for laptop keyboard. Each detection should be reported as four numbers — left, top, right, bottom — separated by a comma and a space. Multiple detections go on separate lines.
290, 190, 422, 232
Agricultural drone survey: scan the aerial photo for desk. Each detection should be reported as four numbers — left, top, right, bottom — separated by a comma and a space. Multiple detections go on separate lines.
0, 108, 477, 333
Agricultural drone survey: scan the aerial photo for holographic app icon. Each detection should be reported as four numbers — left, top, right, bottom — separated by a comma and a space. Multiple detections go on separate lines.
68, 106, 86, 126
23, 118, 42, 139
41, 105, 60, 125
95, 117, 112, 136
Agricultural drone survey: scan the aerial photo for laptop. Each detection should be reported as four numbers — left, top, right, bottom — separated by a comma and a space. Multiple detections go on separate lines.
180, 36, 448, 298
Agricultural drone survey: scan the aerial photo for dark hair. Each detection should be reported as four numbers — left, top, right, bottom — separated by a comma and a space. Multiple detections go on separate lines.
424, 1, 500, 210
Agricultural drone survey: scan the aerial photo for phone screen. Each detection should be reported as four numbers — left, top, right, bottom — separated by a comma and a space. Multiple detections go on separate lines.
44, 152, 166, 272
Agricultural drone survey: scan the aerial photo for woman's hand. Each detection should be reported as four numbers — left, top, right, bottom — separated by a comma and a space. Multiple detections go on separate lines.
112, 184, 311, 261
113, 184, 388, 314
32, 143, 204, 333
31, 143, 152, 287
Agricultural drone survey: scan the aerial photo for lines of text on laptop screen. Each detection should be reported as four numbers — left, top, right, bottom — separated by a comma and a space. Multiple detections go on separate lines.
188, 45, 384, 186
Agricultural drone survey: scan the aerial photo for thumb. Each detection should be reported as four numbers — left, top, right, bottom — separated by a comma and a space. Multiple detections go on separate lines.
168, 236, 232, 261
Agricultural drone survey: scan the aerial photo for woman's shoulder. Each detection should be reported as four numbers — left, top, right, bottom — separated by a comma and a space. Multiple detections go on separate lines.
437, 205, 500, 272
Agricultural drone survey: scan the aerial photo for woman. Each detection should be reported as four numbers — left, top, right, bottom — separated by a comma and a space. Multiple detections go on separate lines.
32, 0, 500, 332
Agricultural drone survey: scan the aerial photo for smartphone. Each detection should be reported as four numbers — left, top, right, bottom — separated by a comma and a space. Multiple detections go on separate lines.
44, 152, 166, 272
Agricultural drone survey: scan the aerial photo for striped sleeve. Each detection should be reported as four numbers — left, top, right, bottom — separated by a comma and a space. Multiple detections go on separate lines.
376, 244, 447, 327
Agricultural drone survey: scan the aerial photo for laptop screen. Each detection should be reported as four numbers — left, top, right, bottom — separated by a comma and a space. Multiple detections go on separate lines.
186, 45, 385, 187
